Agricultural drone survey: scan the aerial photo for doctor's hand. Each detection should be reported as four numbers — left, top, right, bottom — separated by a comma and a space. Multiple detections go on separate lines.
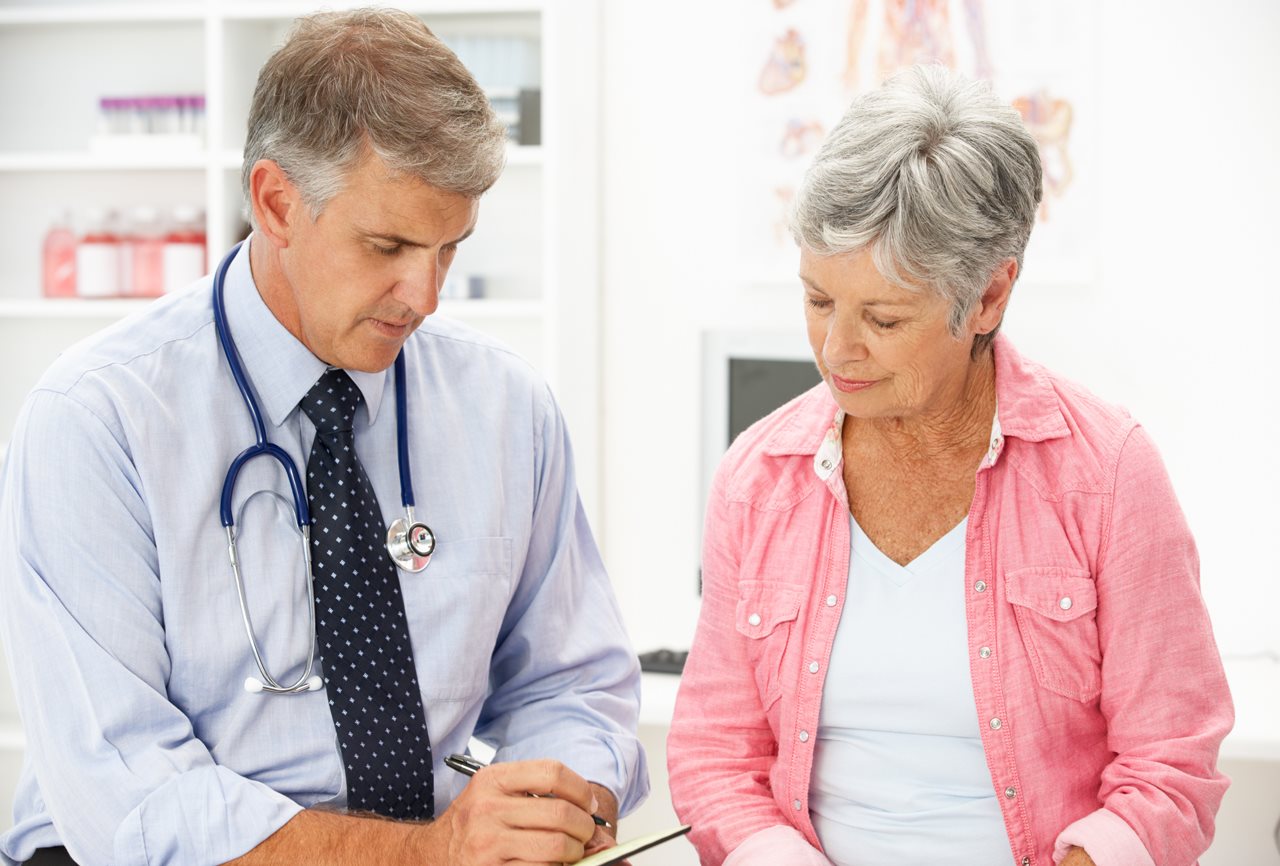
427, 759, 598, 866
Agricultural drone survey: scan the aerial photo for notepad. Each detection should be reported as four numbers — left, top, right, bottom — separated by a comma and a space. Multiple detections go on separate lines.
571, 824, 692, 866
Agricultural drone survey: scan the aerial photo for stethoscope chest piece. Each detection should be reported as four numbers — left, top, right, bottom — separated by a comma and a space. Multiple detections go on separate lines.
387, 514, 435, 573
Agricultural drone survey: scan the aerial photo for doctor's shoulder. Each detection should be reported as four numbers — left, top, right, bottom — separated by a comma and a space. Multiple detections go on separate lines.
31, 278, 214, 390
408, 312, 551, 400
21, 279, 216, 421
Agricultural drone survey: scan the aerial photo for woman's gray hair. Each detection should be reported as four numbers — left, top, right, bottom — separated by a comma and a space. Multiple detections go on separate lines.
790, 65, 1042, 355
241, 7, 507, 227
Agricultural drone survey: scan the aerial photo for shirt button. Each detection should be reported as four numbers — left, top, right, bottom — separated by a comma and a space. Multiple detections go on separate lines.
808, 661, 820, 673
793, 799, 802, 811
798, 730, 809, 742
975, 580, 987, 593
1060, 596, 1073, 610
1005, 786, 1017, 799
979, 646, 992, 659
825, 595, 837, 607
748, 613, 762, 626
990, 717, 1002, 730
820, 459, 833, 470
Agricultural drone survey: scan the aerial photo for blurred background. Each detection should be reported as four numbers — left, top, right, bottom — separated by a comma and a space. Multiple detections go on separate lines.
0, 0, 1276, 862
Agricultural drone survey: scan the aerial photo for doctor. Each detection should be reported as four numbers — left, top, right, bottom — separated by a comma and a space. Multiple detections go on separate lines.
0, 9, 646, 866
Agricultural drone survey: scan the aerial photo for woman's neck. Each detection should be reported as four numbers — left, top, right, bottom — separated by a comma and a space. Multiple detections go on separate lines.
846, 351, 998, 466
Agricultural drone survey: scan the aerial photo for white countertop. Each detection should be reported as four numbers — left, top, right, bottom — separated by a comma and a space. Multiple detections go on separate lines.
641, 656, 1280, 761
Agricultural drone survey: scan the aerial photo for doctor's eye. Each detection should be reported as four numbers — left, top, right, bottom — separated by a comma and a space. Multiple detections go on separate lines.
805, 296, 833, 311
373, 244, 402, 257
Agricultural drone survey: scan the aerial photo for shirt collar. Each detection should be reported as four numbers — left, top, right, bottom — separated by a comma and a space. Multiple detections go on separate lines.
222, 237, 388, 428
763, 333, 1068, 479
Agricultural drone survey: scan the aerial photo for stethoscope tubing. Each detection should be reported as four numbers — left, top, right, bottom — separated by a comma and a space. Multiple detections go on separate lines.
210, 240, 432, 696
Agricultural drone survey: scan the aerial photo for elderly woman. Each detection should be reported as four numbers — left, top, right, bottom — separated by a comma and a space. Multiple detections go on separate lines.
667, 66, 1232, 866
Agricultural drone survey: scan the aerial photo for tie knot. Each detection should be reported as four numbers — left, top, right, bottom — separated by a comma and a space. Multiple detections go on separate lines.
300, 369, 363, 434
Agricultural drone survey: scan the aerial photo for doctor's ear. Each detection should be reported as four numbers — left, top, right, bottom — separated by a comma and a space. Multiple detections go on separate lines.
249, 159, 301, 249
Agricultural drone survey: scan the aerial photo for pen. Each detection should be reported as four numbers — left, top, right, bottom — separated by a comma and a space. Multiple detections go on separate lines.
444, 753, 614, 830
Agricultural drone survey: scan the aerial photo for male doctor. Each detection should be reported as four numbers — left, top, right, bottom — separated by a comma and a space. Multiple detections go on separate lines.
0, 9, 646, 865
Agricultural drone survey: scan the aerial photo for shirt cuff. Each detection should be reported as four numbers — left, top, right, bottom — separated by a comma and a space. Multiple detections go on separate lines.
723, 825, 833, 866
1053, 808, 1155, 866
114, 765, 303, 865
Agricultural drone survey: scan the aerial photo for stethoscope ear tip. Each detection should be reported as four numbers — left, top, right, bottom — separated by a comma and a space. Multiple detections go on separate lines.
305, 675, 324, 692
244, 677, 265, 693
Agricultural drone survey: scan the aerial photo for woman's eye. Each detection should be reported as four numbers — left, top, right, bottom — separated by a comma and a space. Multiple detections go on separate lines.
805, 296, 832, 310
871, 317, 900, 330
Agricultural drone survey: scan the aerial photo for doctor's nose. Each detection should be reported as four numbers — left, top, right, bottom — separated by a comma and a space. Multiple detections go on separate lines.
394, 257, 442, 318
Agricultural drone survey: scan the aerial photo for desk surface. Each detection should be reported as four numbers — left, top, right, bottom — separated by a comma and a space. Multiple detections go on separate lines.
641, 656, 1280, 762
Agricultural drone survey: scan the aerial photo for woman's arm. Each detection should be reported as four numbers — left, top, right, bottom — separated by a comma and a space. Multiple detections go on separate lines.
667, 466, 814, 865
1055, 425, 1233, 866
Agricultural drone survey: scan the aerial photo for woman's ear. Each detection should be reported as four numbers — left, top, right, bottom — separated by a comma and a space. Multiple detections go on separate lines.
973, 258, 1017, 335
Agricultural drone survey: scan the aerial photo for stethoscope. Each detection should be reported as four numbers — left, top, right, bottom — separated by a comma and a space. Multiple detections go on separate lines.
213, 241, 437, 696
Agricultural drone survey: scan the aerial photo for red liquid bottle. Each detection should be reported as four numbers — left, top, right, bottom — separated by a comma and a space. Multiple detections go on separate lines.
42, 211, 77, 298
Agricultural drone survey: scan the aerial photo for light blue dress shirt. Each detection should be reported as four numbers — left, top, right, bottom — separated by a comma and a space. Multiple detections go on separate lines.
0, 241, 647, 865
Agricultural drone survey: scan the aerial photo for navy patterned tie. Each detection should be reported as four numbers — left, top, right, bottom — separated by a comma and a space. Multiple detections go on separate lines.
300, 368, 434, 819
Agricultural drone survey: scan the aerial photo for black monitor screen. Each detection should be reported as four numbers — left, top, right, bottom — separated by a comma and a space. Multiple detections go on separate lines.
727, 358, 822, 445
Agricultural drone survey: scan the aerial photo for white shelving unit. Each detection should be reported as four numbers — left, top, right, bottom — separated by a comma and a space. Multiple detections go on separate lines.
0, 0, 602, 832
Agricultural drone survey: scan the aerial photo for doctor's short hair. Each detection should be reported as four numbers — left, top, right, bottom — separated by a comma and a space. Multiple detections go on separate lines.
789, 65, 1042, 355
241, 7, 506, 227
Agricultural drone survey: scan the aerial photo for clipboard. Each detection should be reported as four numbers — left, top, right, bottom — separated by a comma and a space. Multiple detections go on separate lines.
571, 824, 692, 866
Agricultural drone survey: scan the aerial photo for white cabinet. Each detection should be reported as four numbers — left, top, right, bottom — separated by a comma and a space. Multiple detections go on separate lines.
0, 0, 601, 830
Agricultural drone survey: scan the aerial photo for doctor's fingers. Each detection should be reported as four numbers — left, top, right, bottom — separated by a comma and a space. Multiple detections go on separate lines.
486, 758, 597, 814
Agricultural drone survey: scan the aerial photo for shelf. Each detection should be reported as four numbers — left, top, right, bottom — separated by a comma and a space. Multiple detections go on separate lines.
217, 1, 545, 20
220, 143, 542, 170
0, 297, 540, 321
0, 298, 156, 319
437, 298, 542, 319
0, 4, 205, 25
0, 721, 24, 752
0, 151, 208, 172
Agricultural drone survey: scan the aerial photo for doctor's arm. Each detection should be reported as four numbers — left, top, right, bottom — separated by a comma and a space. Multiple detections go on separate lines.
0, 390, 302, 865
472, 384, 648, 823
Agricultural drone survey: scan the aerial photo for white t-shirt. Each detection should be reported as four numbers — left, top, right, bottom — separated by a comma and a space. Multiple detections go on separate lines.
808, 515, 1011, 866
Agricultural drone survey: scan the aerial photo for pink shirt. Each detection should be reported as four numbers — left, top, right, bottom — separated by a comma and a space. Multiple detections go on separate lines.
668, 335, 1233, 866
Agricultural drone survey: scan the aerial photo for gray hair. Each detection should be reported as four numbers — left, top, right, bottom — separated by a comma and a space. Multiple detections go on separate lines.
790, 65, 1042, 355
242, 7, 507, 227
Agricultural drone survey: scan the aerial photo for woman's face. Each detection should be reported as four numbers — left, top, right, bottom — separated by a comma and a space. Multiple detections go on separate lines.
800, 247, 994, 422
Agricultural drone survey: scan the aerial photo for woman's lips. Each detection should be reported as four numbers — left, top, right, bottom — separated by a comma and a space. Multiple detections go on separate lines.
830, 374, 878, 393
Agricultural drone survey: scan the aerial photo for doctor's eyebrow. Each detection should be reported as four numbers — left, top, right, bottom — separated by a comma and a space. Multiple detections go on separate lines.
358, 227, 475, 248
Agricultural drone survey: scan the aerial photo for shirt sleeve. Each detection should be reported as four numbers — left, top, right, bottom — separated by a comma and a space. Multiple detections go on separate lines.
0, 390, 302, 865
1058, 425, 1233, 866
667, 461, 795, 865
472, 383, 648, 816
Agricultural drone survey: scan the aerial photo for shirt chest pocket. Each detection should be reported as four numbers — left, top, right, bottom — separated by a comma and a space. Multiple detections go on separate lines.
398, 537, 513, 702
1004, 566, 1102, 703
735, 580, 803, 710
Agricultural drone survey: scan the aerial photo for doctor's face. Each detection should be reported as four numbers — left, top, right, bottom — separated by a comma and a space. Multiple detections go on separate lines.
269, 152, 479, 372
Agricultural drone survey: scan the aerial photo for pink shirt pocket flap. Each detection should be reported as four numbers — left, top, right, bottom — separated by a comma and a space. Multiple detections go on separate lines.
734, 580, 804, 638
1004, 566, 1097, 622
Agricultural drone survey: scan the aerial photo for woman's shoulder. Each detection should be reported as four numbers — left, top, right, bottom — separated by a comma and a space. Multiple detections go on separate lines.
713, 382, 837, 504
994, 336, 1144, 491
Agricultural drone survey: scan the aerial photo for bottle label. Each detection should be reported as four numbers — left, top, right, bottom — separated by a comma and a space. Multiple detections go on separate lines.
76, 242, 121, 298
163, 243, 205, 294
